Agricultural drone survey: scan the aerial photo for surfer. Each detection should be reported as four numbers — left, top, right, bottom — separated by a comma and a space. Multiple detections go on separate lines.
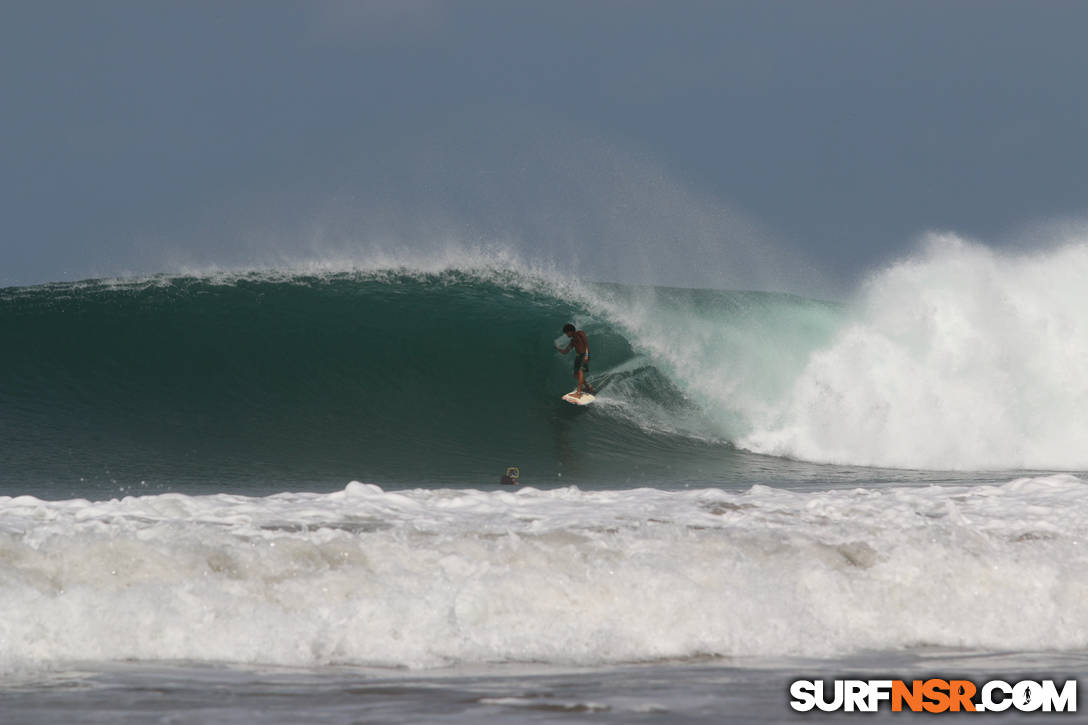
557, 323, 596, 398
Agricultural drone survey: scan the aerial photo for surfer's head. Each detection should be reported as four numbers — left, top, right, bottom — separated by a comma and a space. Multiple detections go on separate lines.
562, 323, 575, 336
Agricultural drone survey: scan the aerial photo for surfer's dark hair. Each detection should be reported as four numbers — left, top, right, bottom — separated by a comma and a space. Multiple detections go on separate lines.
562, 323, 575, 333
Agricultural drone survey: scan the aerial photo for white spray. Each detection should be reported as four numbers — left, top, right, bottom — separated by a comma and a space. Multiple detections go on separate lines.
740, 235, 1088, 469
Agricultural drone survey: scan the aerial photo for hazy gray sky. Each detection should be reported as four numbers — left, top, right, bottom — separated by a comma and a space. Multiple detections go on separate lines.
4, 1, 1088, 293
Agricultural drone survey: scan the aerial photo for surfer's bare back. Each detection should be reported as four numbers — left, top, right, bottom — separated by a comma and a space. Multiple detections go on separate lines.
558, 323, 596, 398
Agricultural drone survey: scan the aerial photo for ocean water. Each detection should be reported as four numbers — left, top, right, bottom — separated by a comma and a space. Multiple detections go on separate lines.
2, 239, 1087, 722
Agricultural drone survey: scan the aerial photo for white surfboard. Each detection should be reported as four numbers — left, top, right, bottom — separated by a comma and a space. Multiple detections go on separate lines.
561, 391, 596, 406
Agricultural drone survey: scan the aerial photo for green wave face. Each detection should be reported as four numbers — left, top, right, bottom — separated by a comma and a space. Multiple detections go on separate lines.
0, 271, 842, 495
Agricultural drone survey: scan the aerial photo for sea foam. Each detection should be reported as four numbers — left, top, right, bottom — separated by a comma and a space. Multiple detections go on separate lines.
731, 236, 1088, 469
2, 477, 1087, 673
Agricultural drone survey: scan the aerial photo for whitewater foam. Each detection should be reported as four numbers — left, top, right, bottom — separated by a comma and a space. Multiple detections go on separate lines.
738, 236, 1088, 469
2, 476, 1087, 674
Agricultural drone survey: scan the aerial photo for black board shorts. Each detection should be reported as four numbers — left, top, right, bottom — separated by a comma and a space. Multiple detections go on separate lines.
573, 354, 589, 375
